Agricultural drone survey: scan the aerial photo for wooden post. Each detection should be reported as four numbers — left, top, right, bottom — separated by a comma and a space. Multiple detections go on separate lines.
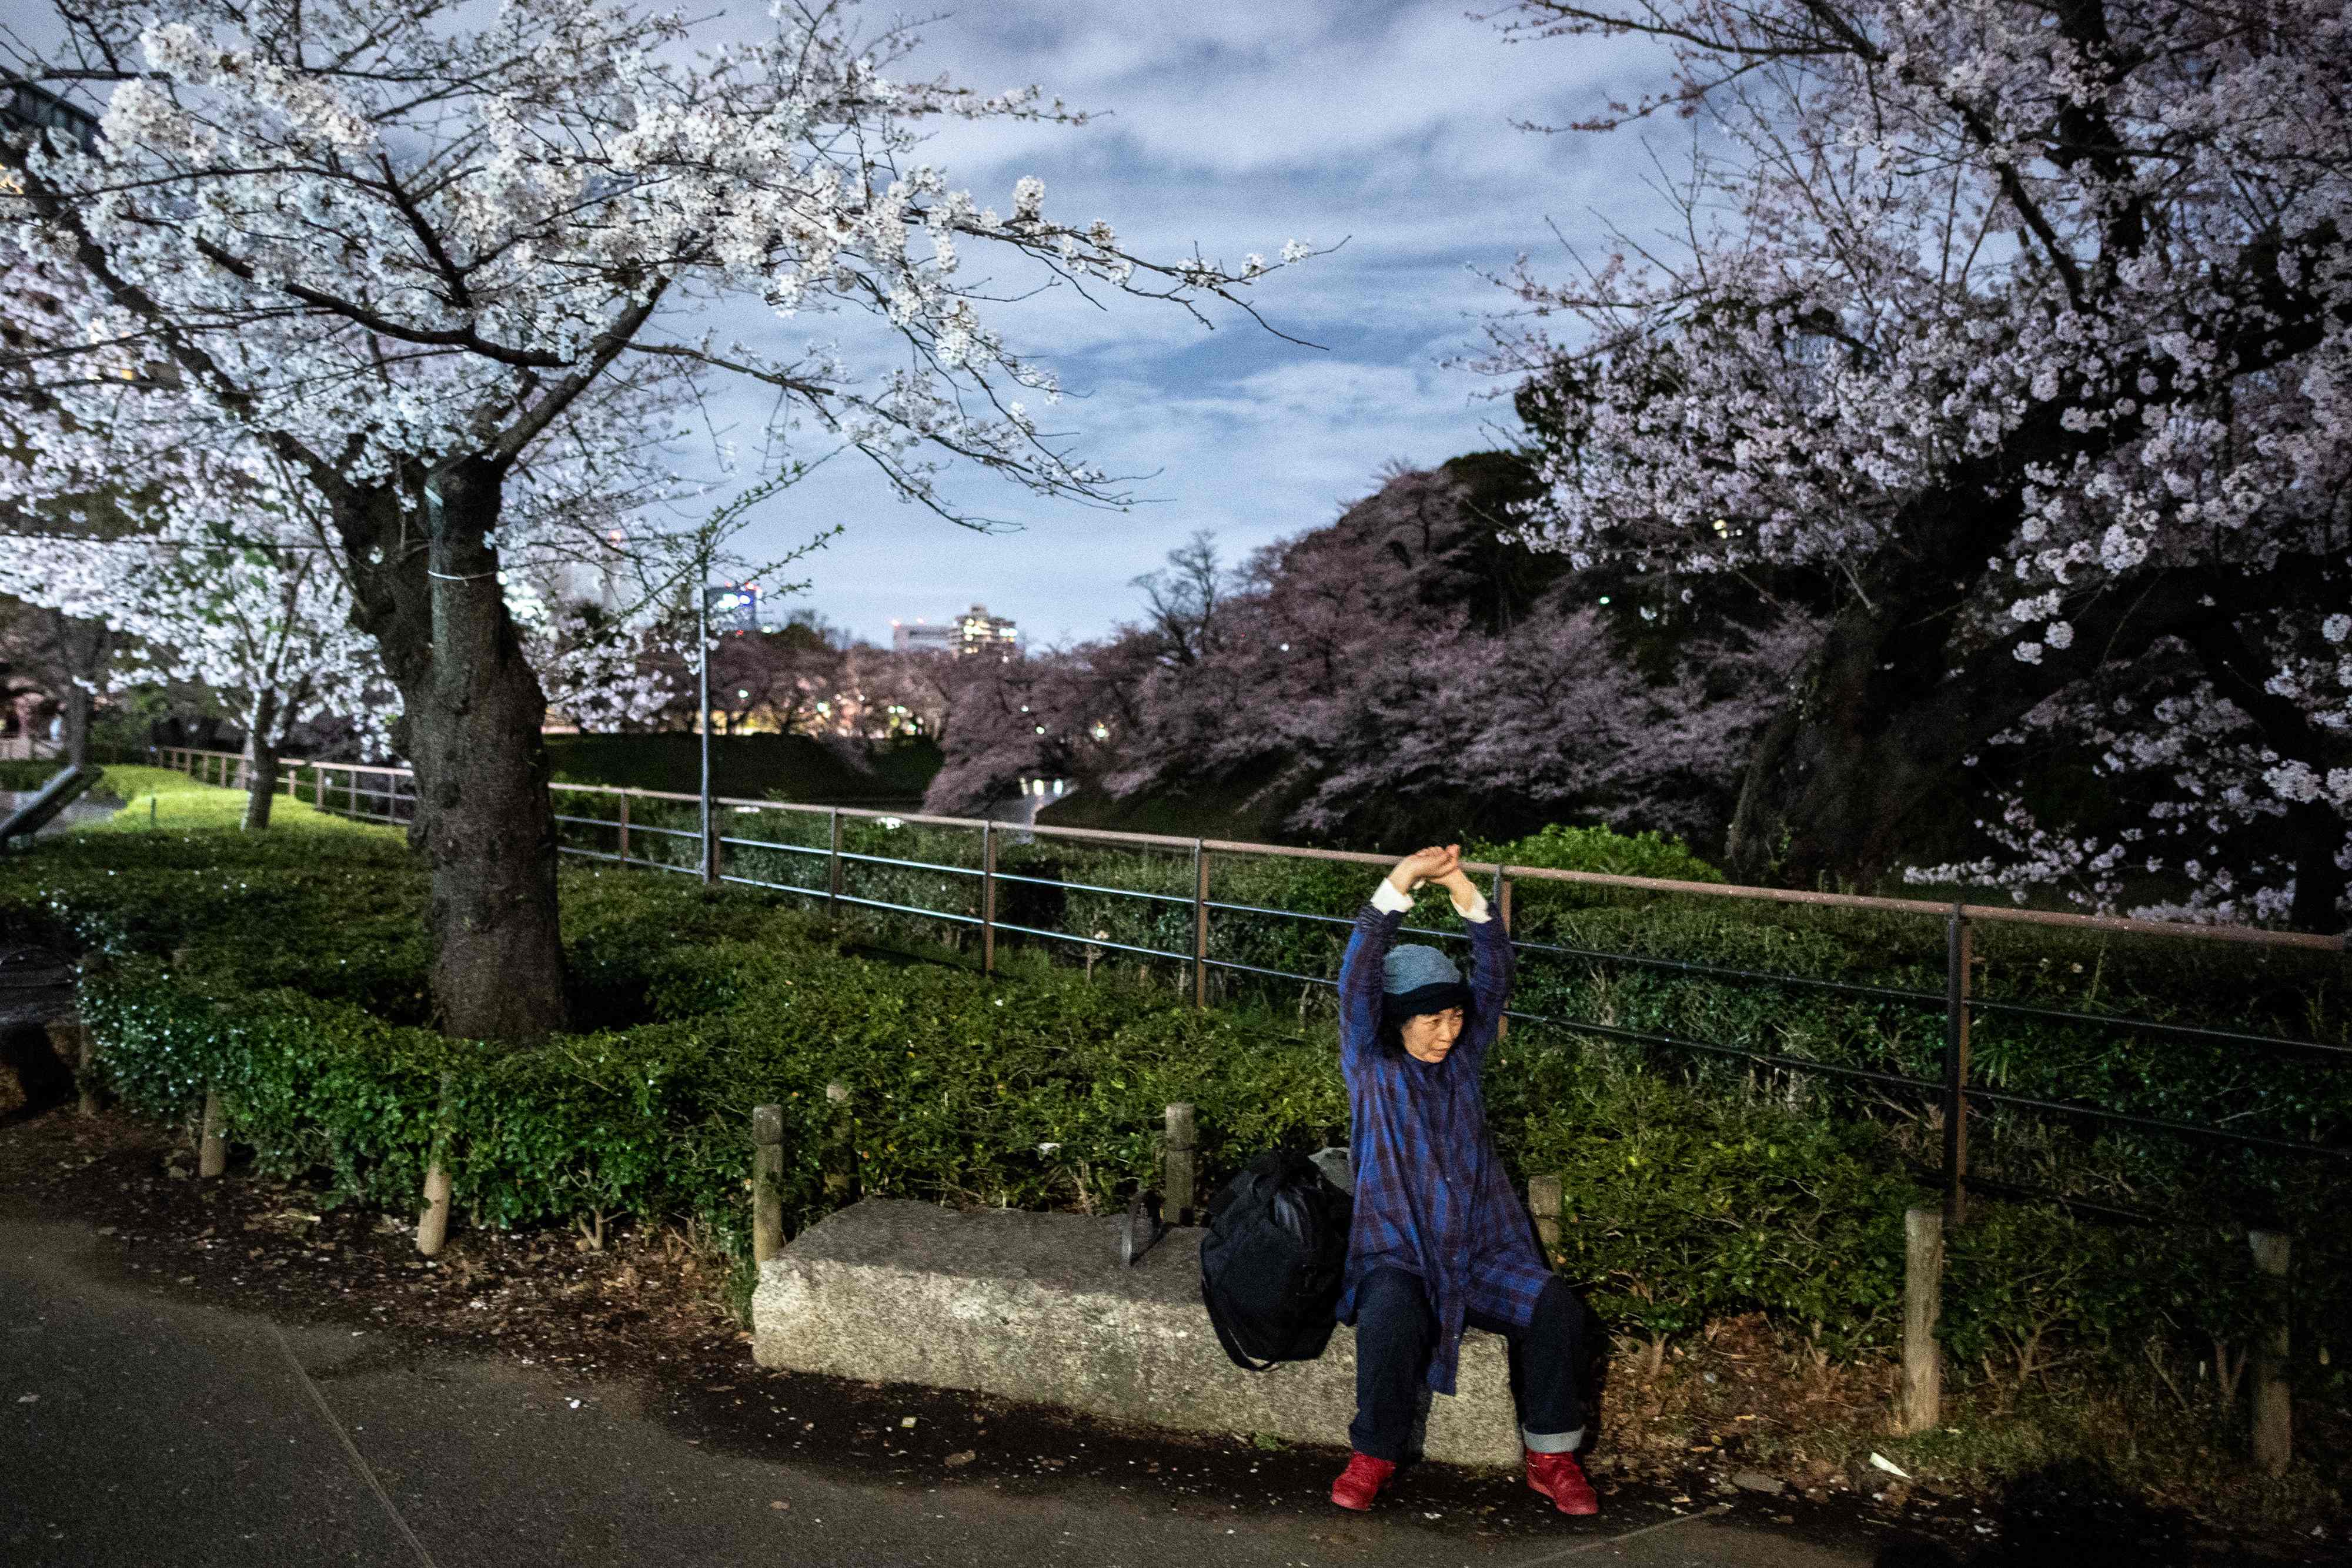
1495, 869, 1514, 1042
617, 790, 632, 865
416, 1072, 455, 1258
49, 1017, 98, 1118
981, 820, 997, 975
823, 1081, 852, 1198
416, 1162, 453, 1258
1902, 1207, 1945, 1434
1164, 1103, 1197, 1225
198, 1087, 228, 1178
1941, 905, 1973, 1227
751, 1104, 786, 1264
1192, 840, 1210, 1009
1526, 1174, 1562, 1265
2249, 1229, 2291, 1476
827, 808, 844, 921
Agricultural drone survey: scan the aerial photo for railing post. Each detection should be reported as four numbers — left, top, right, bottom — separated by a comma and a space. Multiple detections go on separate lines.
827, 807, 844, 922
617, 789, 632, 865
1942, 903, 1972, 1227
1902, 1206, 1944, 1433
705, 800, 722, 885
1164, 1102, 1196, 1225
751, 1104, 786, 1264
1192, 839, 1210, 1009
1526, 1173, 1562, 1265
981, 820, 997, 975
2249, 1229, 2292, 1475
1495, 866, 1514, 1041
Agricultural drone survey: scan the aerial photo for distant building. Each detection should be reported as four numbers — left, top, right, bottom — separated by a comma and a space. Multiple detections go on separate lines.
891, 603, 1020, 660
2, 83, 99, 153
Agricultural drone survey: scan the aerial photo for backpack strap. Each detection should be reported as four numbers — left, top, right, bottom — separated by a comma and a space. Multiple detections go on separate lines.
1204, 1286, 1277, 1372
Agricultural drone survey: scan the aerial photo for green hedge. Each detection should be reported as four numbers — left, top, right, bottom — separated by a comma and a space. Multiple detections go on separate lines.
552, 802, 2352, 1218
0, 819, 2326, 1396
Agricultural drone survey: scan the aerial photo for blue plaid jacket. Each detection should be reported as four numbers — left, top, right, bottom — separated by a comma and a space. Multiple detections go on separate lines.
1335, 897, 1551, 1396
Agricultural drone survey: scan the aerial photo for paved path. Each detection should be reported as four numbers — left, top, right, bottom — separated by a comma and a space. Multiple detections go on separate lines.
0, 1213, 1890, 1568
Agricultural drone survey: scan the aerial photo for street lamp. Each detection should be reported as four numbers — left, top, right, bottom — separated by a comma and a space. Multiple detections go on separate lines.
698, 576, 714, 884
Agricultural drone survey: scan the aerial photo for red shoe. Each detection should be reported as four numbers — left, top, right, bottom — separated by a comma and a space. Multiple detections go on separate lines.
1329, 1451, 1396, 1511
1526, 1448, 1599, 1515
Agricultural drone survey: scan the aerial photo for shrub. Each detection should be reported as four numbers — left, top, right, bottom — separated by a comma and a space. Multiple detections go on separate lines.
1472, 821, 1726, 883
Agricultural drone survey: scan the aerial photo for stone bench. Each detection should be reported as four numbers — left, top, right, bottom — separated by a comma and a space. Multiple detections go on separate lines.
751, 1197, 1522, 1467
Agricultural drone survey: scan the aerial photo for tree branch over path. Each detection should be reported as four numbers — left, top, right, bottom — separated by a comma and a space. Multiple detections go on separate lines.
0, 0, 1322, 1032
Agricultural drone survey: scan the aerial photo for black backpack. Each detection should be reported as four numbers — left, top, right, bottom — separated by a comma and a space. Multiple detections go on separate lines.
1198, 1150, 1354, 1370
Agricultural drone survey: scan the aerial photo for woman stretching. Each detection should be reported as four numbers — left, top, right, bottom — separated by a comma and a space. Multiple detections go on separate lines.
1329, 844, 1598, 1515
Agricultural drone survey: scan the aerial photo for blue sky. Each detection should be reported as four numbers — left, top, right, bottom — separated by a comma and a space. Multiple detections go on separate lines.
696, 0, 1678, 648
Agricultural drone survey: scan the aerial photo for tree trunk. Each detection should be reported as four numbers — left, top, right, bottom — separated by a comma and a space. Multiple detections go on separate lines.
60, 682, 90, 770
240, 691, 280, 832
52, 612, 109, 770
340, 463, 569, 1040
1728, 565, 2350, 928
1723, 604, 1976, 889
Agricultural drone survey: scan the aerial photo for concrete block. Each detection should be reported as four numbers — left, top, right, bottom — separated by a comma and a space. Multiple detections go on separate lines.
752, 1197, 1522, 1468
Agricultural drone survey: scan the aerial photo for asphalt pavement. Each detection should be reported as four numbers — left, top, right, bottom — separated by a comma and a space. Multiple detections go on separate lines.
0, 1212, 1890, 1568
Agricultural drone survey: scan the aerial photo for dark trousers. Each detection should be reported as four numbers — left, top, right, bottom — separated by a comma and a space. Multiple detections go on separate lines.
1348, 1265, 1588, 1463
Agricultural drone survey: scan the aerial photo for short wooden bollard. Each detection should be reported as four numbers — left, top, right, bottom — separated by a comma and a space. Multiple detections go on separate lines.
1164, 1104, 1196, 1225
416, 1162, 452, 1258
48, 1017, 98, 1118
823, 1082, 853, 1199
751, 1104, 786, 1264
1901, 1207, 1944, 1434
198, 1087, 228, 1178
417, 1073, 455, 1258
2249, 1229, 2291, 1475
1526, 1174, 1563, 1265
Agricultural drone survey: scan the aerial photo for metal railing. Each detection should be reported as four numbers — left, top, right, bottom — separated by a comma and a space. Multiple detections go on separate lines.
149, 744, 2352, 1220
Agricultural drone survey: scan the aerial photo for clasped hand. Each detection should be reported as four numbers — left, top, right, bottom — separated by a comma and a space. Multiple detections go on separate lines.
1387, 842, 1475, 900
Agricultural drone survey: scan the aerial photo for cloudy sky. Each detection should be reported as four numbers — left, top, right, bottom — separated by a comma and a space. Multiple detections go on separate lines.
690, 0, 1679, 648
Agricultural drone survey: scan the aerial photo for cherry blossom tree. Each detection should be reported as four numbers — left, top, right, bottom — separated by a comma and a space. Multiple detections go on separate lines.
1486, 0, 2352, 927
928, 458, 1803, 847
0, 447, 392, 829
0, 0, 1310, 1035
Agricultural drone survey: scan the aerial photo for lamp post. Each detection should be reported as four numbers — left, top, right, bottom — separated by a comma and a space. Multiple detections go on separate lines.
697, 575, 715, 886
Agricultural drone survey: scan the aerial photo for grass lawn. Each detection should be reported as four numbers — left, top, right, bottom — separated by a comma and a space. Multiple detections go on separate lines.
72, 765, 397, 837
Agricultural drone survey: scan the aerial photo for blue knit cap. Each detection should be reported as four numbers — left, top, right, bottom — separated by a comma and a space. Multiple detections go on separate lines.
1382, 944, 1468, 1024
